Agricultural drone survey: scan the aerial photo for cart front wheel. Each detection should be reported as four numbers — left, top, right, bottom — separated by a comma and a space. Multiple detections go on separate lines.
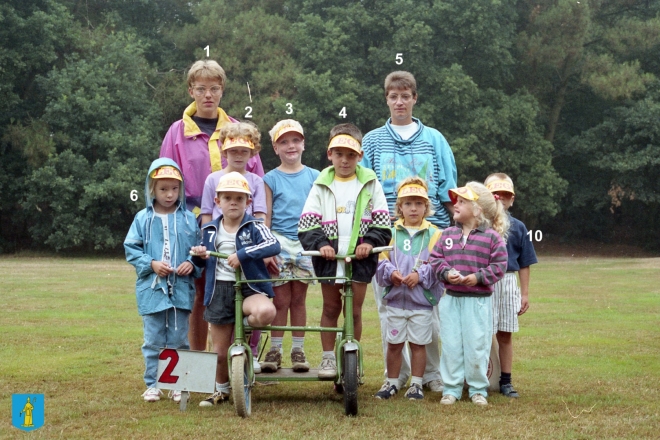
231, 353, 251, 417
342, 351, 358, 416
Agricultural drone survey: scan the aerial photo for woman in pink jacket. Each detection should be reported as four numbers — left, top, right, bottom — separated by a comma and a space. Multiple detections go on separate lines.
160, 59, 264, 354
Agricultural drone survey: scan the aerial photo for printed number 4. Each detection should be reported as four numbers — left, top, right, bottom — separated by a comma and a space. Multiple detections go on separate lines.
339, 107, 347, 118
158, 349, 179, 384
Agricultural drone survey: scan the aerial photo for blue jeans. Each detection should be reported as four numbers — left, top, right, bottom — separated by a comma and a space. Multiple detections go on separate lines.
440, 295, 493, 399
142, 308, 191, 387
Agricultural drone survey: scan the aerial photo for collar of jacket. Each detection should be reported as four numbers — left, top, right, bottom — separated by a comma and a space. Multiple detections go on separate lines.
182, 102, 232, 139
393, 218, 434, 232
385, 117, 424, 144
314, 164, 377, 186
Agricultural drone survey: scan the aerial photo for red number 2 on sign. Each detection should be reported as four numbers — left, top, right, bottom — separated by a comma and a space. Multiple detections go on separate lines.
158, 348, 180, 384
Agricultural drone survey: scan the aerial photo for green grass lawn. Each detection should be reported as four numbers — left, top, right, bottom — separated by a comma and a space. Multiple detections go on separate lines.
2, 254, 659, 439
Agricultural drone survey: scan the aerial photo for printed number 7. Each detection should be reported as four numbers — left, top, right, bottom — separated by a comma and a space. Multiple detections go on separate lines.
158, 349, 179, 384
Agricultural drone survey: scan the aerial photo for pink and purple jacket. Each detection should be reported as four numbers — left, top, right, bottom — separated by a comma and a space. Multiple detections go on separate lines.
159, 103, 264, 213
428, 224, 507, 297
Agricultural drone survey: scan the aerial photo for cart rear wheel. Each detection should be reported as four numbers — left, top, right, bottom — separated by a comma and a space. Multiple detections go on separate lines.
231, 353, 251, 417
342, 351, 358, 416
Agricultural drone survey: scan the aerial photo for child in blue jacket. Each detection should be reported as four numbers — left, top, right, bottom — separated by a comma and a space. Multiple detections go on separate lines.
124, 158, 202, 403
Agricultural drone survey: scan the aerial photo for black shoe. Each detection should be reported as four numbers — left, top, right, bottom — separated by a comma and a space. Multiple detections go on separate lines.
374, 382, 398, 400
500, 383, 519, 398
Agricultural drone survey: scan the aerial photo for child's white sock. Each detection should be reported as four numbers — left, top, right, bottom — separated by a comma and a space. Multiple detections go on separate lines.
411, 376, 423, 388
291, 336, 304, 352
322, 351, 335, 360
216, 382, 230, 393
387, 377, 399, 389
271, 337, 283, 354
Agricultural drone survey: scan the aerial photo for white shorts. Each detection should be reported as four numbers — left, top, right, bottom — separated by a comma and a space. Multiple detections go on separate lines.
271, 231, 315, 287
492, 272, 520, 333
385, 306, 433, 345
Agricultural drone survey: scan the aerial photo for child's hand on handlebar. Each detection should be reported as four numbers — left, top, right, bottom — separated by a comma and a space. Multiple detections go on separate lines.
227, 253, 240, 269
190, 246, 209, 259
319, 245, 335, 260
355, 243, 373, 260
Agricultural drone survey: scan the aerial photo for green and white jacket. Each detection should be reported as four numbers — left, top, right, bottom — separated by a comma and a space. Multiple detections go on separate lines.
298, 165, 392, 283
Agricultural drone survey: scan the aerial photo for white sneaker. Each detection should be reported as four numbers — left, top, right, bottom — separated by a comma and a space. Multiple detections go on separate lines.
253, 356, 262, 374
471, 394, 488, 406
440, 394, 457, 405
424, 379, 444, 392
168, 390, 182, 403
142, 387, 162, 402
318, 356, 337, 379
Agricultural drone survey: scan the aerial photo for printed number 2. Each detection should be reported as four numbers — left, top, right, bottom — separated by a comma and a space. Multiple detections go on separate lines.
527, 230, 543, 242
445, 238, 453, 249
158, 349, 179, 384
244, 106, 252, 118
286, 103, 293, 114
395, 53, 403, 65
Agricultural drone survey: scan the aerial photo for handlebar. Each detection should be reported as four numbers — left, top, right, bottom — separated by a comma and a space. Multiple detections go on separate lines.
300, 246, 392, 260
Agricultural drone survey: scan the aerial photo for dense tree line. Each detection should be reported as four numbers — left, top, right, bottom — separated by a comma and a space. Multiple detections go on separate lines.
1, 0, 658, 252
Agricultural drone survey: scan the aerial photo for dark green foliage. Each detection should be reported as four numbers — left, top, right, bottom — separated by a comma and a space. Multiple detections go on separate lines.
0, 0, 657, 252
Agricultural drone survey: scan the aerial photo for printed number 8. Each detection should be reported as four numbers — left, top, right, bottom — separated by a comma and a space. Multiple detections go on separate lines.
445, 238, 453, 249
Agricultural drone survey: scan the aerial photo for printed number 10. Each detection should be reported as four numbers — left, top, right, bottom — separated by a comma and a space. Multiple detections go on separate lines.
527, 230, 542, 242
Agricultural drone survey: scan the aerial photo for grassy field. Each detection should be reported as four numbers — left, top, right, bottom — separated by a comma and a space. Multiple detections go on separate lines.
2, 252, 659, 439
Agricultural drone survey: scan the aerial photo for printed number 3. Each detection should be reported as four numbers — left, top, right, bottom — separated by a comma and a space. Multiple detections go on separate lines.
286, 103, 293, 114
445, 238, 453, 249
158, 349, 179, 384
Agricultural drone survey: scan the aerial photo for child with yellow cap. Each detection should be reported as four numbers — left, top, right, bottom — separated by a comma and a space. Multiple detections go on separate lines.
191, 172, 280, 407
374, 177, 443, 401
124, 158, 203, 403
484, 173, 538, 398
298, 123, 391, 380
429, 182, 509, 406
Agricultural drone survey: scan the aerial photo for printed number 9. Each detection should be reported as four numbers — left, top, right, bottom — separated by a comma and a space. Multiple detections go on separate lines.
445, 238, 453, 249
130, 190, 138, 202
286, 103, 293, 115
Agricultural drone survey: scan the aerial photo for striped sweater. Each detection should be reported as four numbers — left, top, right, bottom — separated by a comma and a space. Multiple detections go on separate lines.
428, 224, 507, 297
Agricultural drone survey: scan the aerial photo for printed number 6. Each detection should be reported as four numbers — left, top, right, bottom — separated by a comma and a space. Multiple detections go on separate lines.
445, 238, 453, 249
130, 190, 138, 201
158, 348, 179, 384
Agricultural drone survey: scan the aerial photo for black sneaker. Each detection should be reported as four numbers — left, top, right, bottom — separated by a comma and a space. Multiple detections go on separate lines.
405, 383, 424, 400
374, 382, 398, 400
500, 383, 520, 398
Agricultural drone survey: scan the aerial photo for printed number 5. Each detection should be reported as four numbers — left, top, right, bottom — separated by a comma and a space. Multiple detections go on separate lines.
158, 349, 179, 384
395, 53, 403, 65
445, 238, 453, 250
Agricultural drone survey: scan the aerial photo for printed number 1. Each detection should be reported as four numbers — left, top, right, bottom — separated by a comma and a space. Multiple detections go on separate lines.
204, 45, 209, 57
527, 230, 543, 242
158, 349, 179, 384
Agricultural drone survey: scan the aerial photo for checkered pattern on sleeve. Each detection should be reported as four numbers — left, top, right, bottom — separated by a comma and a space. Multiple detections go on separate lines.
322, 221, 338, 240
298, 213, 320, 231
372, 210, 391, 228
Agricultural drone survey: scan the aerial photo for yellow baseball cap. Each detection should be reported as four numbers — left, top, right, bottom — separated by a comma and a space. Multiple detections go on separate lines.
151, 166, 182, 181
222, 137, 255, 151
327, 134, 361, 153
272, 120, 304, 143
397, 183, 429, 201
449, 186, 479, 204
215, 172, 251, 195
485, 178, 515, 195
